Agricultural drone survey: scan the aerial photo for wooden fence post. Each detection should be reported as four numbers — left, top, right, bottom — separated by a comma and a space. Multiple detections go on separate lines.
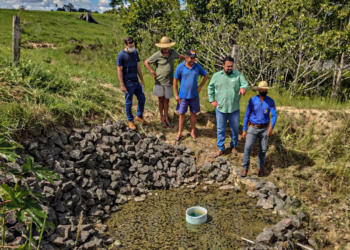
12, 15, 21, 65
231, 45, 240, 69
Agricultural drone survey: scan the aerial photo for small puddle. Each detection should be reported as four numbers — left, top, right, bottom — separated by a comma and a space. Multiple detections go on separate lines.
106, 186, 279, 249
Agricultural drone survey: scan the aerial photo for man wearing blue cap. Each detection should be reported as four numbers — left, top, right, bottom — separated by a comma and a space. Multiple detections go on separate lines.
173, 50, 209, 141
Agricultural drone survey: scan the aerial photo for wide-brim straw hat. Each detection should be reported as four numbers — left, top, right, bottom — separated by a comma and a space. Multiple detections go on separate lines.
155, 36, 176, 48
252, 81, 272, 91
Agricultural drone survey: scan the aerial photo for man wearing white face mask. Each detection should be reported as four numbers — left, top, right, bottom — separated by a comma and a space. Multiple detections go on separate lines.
117, 37, 148, 130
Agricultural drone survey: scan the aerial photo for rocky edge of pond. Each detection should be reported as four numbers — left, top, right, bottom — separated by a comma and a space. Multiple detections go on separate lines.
1, 119, 316, 250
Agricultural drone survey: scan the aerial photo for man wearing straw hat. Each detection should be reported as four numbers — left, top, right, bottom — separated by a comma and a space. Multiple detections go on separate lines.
241, 81, 277, 177
144, 37, 185, 128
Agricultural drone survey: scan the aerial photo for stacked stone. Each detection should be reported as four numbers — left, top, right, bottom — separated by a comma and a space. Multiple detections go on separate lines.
202, 157, 231, 182
242, 179, 309, 250
14, 120, 198, 250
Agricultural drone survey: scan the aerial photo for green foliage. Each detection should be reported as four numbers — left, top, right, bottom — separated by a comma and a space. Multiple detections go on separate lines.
121, 0, 350, 100
120, 0, 181, 43
0, 135, 22, 162
0, 137, 58, 248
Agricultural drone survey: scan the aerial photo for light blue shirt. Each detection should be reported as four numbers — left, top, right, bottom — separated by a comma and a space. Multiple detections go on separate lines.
174, 62, 207, 99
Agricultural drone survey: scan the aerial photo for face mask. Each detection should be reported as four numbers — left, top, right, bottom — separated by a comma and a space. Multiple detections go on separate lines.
259, 92, 268, 97
224, 70, 233, 75
127, 47, 135, 52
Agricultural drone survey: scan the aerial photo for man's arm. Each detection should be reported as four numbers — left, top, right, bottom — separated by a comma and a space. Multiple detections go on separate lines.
208, 75, 217, 107
179, 55, 186, 60
238, 73, 249, 96
117, 66, 127, 93
197, 73, 209, 93
137, 62, 145, 86
173, 78, 180, 103
144, 59, 157, 79
243, 100, 252, 131
269, 100, 277, 135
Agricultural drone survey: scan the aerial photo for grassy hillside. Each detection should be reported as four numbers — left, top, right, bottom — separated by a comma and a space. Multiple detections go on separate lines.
0, 9, 350, 248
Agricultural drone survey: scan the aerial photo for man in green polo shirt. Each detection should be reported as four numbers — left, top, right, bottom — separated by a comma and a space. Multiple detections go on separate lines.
208, 56, 249, 157
144, 36, 185, 128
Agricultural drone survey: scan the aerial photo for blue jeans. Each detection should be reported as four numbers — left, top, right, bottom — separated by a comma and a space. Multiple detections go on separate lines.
242, 126, 268, 170
216, 108, 240, 151
124, 81, 145, 121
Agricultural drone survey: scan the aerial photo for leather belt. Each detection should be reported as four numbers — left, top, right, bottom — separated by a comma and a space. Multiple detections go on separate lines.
250, 123, 269, 128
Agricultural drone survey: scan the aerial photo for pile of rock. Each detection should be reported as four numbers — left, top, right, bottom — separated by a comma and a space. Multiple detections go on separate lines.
10, 120, 201, 249
2, 118, 314, 250
234, 179, 310, 249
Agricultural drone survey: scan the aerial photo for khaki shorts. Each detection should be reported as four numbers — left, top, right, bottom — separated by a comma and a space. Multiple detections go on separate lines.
153, 85, 173, 99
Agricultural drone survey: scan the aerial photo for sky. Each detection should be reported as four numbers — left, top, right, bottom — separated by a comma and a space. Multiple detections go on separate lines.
0, 0, 117, 12
0, 0, 185, 13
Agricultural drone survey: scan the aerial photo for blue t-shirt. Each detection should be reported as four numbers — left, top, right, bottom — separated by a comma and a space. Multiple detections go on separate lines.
116, 50, 140, 82
243, 95, 277, 131
174, 62, 207, 99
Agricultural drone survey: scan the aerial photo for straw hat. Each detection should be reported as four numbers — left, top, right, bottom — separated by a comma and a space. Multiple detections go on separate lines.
257, 81, 271, 89
155, 36, 176, 48
252, 81, 271, 91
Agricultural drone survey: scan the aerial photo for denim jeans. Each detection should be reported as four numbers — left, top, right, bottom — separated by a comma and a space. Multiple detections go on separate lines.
242, 126, 269, 170
124, 81, 145, 121
216, 108, 240, 151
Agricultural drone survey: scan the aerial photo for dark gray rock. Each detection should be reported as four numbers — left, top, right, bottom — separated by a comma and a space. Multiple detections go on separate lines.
115, 195, 127, 205
56, 225, 70, 240
138, 166, 149, 174
70, 150, 83, 160
203, 162, 214, 172
139, 173, 151, 182
292, 230, 305, 240
254, 180, 266, 190
256, 227, 276, 245
83, 237, 103, 249
62, 181, 75, 191
189, 164, 197, 176
247, 190, 260, 198
216, 157, 226, 164
277, 189, 287, 200
130, 176, 139, 186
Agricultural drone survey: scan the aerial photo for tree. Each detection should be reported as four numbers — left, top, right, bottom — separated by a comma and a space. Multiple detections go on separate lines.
109, 0, 124, 12
63, 3, 75, 12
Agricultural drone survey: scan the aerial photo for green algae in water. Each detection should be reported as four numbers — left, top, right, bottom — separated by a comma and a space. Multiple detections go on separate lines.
188, 210, 205, 217
105, 186, 279, 250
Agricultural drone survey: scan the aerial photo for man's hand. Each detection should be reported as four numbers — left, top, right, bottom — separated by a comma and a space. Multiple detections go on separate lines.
197, 86, 202, 93
151, 71, 157, 79
211, 101, 218, 108
238, 88, 246, 96
242, 131, 247, 140
121, 85, 127, 93
140, 80, 145, 86
175, 95, 181, 103
268, 126, 273, 136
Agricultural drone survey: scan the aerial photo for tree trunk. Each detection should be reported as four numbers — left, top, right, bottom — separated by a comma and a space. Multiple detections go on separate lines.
78, 13, 98, 24
331, 52, 345, 99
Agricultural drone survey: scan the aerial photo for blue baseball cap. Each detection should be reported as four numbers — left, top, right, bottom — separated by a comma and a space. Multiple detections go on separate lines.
185, 49, 196, 58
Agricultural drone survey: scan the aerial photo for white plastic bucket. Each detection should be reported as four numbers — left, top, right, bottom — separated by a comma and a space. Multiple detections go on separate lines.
186, 206, 207, 225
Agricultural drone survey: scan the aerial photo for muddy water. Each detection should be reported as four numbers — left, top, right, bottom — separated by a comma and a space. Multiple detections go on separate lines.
106, 186, 279, 250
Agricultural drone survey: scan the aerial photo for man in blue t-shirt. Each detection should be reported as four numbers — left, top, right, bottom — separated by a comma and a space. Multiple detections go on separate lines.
116, 37, 148, 130
173, 50, 209, 141
241, 81, 278, 177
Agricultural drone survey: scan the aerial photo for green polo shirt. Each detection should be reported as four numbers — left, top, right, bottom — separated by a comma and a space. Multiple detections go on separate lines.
208, 70, 249, 113
147, 49, 180, 86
